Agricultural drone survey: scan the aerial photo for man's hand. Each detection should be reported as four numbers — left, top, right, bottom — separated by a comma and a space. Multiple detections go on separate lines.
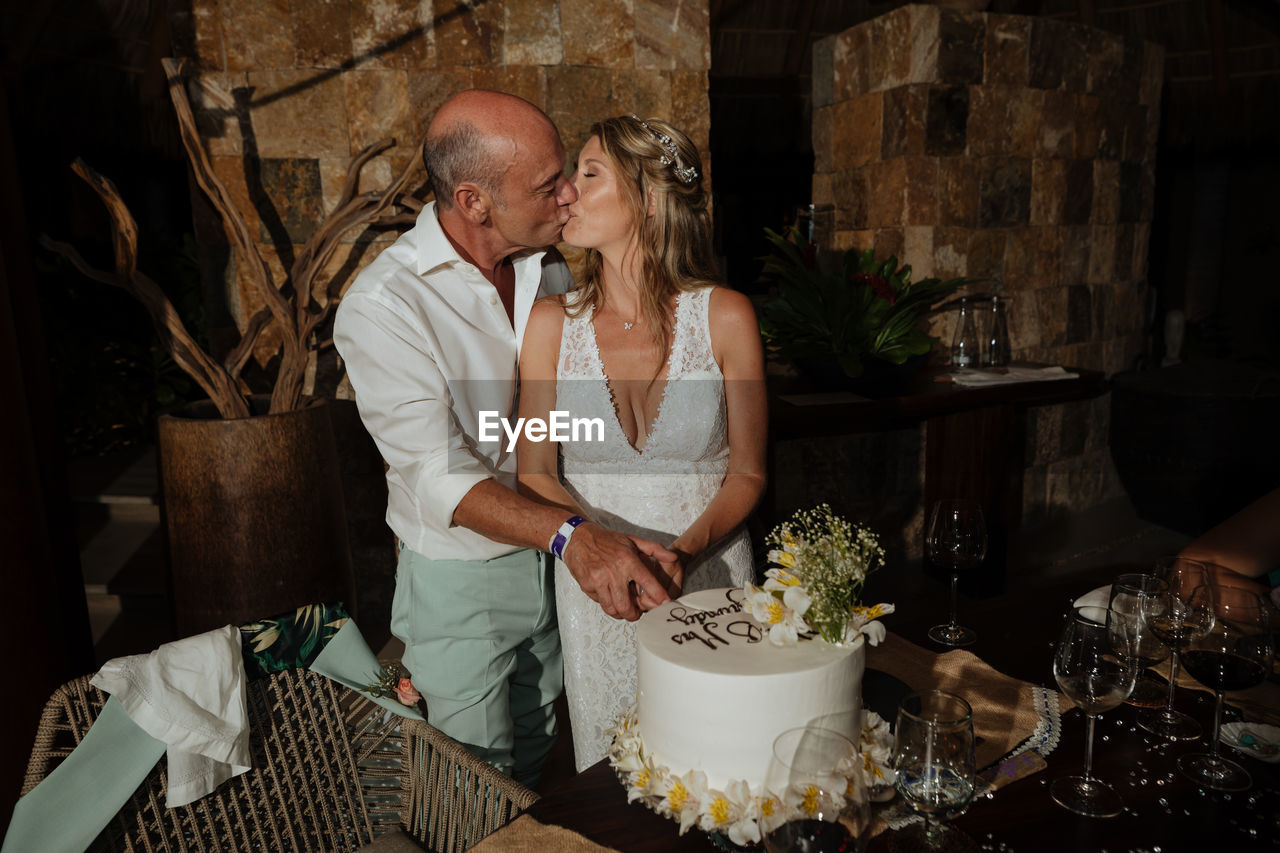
562, 523, 675, 621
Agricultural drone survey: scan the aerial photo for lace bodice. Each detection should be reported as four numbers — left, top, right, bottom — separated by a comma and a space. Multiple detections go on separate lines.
552, 286, 754, 770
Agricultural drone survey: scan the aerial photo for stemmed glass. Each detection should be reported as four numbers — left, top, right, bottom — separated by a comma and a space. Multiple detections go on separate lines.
1051, 605, 1138, 818
1136, 557, 1212, 740
1176, 584, 1274, 790
924, 500, 987, 648
762, 727, 872, 853
1107, 573, 1170, 706
890, 690, 977, 853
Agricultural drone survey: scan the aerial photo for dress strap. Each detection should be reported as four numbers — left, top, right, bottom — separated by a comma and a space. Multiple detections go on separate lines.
670, 287, 717, 376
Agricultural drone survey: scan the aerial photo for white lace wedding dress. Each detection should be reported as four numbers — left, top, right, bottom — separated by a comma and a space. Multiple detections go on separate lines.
553, 286, 754, 770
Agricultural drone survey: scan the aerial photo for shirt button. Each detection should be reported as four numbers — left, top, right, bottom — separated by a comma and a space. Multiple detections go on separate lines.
489, 296, 498, 306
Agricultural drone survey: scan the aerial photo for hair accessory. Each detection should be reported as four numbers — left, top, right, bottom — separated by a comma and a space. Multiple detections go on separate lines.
630, 115, 699, 186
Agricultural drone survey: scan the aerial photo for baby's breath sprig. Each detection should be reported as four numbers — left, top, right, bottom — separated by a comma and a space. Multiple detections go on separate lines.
747, 504, 890, 646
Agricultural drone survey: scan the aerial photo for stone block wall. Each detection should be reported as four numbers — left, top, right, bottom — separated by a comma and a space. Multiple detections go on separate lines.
812, 4, 1163, 374
166, 0, 710, 636
808, 5, 1164, 524
167, 0, 711, 369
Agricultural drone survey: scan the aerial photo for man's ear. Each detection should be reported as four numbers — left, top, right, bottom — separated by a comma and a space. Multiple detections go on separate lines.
454, 182, 492, 224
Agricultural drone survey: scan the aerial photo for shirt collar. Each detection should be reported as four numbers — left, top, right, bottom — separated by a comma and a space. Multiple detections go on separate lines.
414, 201, 547, 278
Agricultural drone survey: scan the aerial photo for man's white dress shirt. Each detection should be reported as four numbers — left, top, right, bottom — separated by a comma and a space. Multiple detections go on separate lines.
334, 202, 571, 561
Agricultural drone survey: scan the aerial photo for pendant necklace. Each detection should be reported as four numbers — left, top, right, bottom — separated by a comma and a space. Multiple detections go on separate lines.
604, 299, 638, 331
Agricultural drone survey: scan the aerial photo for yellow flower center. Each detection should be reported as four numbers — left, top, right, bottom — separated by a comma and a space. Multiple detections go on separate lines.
802, 785, 820, 815
635, 770, 649, 788
766, 601, 784, 624
761, 799, 775, 817
710, 797, 730, 824
777, 553, 797, 569
667, 781, 688, 810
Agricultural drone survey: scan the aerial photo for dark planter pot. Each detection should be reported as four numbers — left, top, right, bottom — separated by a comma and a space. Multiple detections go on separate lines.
795, 354, 927, 397
157, 395, 356, 636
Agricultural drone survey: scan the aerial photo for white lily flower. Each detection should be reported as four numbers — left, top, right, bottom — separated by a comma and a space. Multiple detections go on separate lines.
764, 566, 801, 589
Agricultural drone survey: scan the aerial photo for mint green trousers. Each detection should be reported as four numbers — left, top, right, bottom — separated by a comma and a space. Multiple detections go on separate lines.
392, 546, 562, 787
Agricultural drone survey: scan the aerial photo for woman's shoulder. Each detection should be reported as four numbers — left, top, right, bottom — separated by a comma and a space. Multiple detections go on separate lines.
704, 285, 757, 325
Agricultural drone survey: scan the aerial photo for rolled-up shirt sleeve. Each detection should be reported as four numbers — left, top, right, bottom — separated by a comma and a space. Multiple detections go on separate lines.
334, 290, 491, 535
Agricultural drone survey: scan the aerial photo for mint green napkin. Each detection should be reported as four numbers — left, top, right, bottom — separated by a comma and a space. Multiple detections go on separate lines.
2, 619, 419, 853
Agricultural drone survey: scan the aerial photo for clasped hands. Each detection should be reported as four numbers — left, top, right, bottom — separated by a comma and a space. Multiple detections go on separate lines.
562, 522, 684, 621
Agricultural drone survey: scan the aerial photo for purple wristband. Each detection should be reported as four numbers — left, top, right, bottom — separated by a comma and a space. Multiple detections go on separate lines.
550, 515, 588, 560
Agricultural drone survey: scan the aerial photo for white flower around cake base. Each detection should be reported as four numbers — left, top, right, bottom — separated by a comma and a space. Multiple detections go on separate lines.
608, 703, 898, 844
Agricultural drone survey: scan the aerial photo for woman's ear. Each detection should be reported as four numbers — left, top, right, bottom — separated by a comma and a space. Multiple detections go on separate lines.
646, 186, 657, 217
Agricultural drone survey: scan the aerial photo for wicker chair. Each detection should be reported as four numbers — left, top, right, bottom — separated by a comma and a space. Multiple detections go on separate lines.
22, 668, 538, 852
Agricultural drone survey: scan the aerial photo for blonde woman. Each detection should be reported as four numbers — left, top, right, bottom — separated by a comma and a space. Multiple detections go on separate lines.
517, 116, 767, 769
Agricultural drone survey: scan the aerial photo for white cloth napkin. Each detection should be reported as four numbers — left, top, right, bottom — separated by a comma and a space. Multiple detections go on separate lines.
951, 366, 1077, 387
90, 625, 251, 807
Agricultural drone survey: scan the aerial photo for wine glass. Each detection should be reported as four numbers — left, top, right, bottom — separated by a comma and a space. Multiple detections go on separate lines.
890, 690, 977, 853
1136, 557, 1212, 740
925, 500, 987, 647
1050, 605, 1138, 818
1107, 573, 1170, 706
762, 727, 872, 853
1177, 585, 1274, 790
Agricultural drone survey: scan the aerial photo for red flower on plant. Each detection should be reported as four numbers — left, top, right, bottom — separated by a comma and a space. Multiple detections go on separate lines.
851, 271, 895, 305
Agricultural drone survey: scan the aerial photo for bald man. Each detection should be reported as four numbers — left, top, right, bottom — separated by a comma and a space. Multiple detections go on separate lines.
334, 90, 673, 785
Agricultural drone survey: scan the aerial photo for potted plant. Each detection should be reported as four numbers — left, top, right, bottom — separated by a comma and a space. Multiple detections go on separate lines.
757, 227, 974, 395
42, 59, 423, 635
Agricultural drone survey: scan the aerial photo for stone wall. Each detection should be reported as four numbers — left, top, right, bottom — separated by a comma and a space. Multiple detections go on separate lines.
803, 4, 1163, 526
167, 0, 711, 636
168, 0, 711, 369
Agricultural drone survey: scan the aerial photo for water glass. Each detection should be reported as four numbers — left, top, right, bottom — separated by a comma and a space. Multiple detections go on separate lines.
1051, 605, 1138, 818
950, 298, 978, 369
1107, 573, 1170, 706
891, 691, 977, 852
1136, 557, 1212, 740
925, 500, 986, 648
762, 727, 871, 853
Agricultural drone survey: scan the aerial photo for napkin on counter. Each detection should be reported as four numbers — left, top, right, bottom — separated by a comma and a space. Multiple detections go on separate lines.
467, 815, 614, 852
951, 366, 1077, 387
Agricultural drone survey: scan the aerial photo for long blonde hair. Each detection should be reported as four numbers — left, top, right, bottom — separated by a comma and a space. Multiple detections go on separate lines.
566, 116, 718, 366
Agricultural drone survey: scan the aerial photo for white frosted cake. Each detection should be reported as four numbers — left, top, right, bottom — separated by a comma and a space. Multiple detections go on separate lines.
635, 586, 865, 792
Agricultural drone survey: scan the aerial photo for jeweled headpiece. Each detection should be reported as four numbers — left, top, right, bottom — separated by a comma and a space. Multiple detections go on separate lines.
630, 115, 699, 186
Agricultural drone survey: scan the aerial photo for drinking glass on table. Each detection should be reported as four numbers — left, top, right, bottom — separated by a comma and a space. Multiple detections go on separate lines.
1107, 573, 1171, 706
762, 727, 872, 853
1137, 558, 1213, 740
925, 500, 987, 648
1051, 605, 1138, 818
890, 690, 977, 853
1177, 584, 1274, 791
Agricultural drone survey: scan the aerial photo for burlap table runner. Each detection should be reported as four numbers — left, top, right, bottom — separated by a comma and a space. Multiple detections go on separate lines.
868, 632, 1071, 769
468, 814, 614, 852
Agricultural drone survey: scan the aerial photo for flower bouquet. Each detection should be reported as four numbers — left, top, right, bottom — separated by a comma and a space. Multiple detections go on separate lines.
743, 504, 894, 648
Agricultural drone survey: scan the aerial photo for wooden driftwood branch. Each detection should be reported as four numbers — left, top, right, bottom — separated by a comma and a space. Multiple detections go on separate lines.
42, 162, 251, 419
48, 57, 427, 418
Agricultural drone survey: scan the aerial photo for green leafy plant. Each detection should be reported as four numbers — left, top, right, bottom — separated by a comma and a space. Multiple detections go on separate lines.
758, 227, 974, 379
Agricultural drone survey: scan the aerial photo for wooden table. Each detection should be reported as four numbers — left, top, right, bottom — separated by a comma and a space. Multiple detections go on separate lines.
767, 365, 1106, 596
524, 568, 1280, 852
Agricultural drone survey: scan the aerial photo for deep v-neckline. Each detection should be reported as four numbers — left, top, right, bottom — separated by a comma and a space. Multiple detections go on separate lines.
587, 293, 683, 455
